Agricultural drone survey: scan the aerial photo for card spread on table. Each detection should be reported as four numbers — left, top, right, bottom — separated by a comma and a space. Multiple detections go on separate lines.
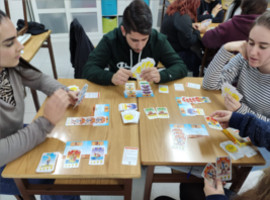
174, 83, 184, 91
205, 116, 223, 130
121, 110, 140, 124
221, 82, 243, 101
89, 146, 105, 165
73, 83, 88, 109
36, 152, 59, 173
159, 85, 169, 93
186, 82, 201, 90
64, 148, 82, 168
122, 147, 138, 166
170, 124, 187, 150
216, 156, 232, 181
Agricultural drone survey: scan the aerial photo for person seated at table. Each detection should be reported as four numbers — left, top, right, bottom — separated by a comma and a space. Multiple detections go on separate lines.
204, 167, 270, 200
82, 0, 187, 86
202, 0, 267, 49
0, 10, 80, 200
223, 0, 242, 21
160, 0, 204, 77
197, 0, 224, 23
202, 11, 270, 122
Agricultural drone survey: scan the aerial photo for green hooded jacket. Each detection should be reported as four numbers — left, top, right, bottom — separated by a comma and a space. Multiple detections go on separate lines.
82, 27, 187, 85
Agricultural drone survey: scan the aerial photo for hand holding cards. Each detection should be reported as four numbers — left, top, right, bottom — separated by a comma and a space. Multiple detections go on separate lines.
73, 84, 88, 108
222, 82, 243, 101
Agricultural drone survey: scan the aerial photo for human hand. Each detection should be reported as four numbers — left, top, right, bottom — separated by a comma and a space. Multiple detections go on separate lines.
140, 67, 161, 83
193, 23, 207, 33
223, 41, 248, 59
211, 3, 222, 18
210, 110, 233, 129
43, 89, 70, 125
224, 94, 241, 112
111, 68, 133, 85
204, 178, 225, 197
67, 90, 79, 106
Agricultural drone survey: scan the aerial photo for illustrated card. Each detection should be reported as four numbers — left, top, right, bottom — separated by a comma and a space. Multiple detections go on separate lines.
36, 152, 59, 173
73, 83, 88, 108
216, 156, 232, 181
89, 146, 105, 165
159, 85, 169, 93
156, 107, 169, 118
118, 103, 138, 111
121, 110, 140, 124
205, 116, 223, 130
65, 116, 95, 126
84, 92, 100, 99
170, 124, 187, 150
64, 149, 82, 168
201, 163, 217, 186
144, 107, 158, 119
186, 82, 201, 90
184, 124, 209, 137
222, 82, 243, 101
174, 83, 184, 91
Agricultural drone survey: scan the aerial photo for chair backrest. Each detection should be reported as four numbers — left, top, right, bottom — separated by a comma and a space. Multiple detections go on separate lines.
4, 0, 28, 35
69, 18, 94, 78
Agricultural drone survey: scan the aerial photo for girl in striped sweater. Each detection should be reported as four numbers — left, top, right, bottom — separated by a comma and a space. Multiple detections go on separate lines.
203, 11, 270, 122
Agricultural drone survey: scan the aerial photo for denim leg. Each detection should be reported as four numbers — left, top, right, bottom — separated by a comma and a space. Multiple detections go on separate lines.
0, 165, 21, 195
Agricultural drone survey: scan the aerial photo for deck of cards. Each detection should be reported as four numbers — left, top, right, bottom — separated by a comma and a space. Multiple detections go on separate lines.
222, 82, 243, 101
121, 110, 140, 124
73, 83, 88, 109
131, 57, 155, 80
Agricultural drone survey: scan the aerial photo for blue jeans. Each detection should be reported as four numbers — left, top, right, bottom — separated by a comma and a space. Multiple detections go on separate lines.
0, 166, 80, 200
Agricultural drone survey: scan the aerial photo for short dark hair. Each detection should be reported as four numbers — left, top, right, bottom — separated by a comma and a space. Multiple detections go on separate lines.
241, 0, 267, 15
0, 10, 8, 24
122, 0, 152, 35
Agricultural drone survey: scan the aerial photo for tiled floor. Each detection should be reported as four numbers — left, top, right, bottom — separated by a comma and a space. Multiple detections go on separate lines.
1, 40, 268, 200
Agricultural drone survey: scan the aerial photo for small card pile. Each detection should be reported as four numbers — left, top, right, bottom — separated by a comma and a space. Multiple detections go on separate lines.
121, 110, 140, 124
144, 107, 169, 119
202, 156, 232, 187
73, 84, 88, 109
118, 103, 137, 111
131, 57, 155, 80
222, 82, 243, 101
138, 81, 154, 97
36, 152, 59, 173
205, 116, 223, 130
124, 82, 137, 98
159, 85, 169, 93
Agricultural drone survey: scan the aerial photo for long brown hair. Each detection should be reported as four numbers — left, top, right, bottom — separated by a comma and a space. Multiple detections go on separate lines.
233, 167, 270, 200
166, 0, 200, 21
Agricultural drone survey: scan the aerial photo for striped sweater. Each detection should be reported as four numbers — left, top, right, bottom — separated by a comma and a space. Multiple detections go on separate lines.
203, 47, 270, 122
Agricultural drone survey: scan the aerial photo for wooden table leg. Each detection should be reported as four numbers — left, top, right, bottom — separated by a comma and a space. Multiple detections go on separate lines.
124, 179, 132, 200
230, 166, 252, 193
30, 89, 40, 112
14, 179, 36, 200
143, 166, 154, 200
42, 35, 58, 79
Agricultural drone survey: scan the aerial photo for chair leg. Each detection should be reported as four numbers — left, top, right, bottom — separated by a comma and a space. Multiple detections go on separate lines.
30, 89, 40, 112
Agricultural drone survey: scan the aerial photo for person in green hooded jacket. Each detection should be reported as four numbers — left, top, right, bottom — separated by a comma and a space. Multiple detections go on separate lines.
82, 0, 188, 86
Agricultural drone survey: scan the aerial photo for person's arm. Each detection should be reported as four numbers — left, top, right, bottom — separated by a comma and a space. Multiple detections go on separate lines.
175, 14, 201, 49
158, 38, 188, 83
204, 179, 228, 200
229, 112, 270, 149
202, 46, 242, 90
82, 37, 115, 85
206, 195, 228, 200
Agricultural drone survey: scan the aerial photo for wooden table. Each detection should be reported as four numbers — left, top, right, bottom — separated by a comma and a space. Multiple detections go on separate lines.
200, 23, 220, 38
139, 78, 265, 200
2, 79, 141, 200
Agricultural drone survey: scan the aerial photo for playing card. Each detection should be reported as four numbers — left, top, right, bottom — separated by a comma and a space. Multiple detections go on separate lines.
186, 82, 201, 90
121, 110, 140, 124
156, 107, 169, 118
122, 147, 139, 166
118, 103, 138, 111
73, 84, 88, 108
89, 146, 105, 165
174, 83, 184, 91
205, 116, 223, 130
36, 152, 59, 173
170, 124, 187, 150
201, 163, 217, 186
222, 82, 243, 101
216, 156, 232, 181
144, 107, 158, 119
159, 85, 169, 93
64, 149, 82, 168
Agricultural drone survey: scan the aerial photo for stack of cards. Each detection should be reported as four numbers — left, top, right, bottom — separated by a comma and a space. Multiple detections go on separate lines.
73, 84, 88, 109
36, 152, 59, 173
144, 107, 169, 119
201, 156, 232, 186
205, 116, 223, 130
222, 82, 243, 101
121, 110, 140, 124
131, 57, 155, 80
138, 81, 154, 97
118, 103, 137, 111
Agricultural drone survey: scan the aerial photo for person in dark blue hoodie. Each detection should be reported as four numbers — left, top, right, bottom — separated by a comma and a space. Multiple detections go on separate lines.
197, 0, 224, 23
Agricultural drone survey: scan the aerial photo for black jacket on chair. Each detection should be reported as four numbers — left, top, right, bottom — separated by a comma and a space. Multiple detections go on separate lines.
70, 18, 94, 78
